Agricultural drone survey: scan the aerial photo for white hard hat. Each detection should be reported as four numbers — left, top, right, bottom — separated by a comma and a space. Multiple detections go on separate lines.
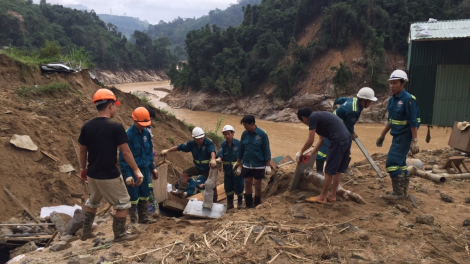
222, 125, 235, 133
357, 87, 377, 101
192, 127, 205, 139
389, 70, 408, 82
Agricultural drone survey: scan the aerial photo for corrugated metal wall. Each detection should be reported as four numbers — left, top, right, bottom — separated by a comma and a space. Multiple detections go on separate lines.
408, 38, 470, 126
432, 65, 470, 126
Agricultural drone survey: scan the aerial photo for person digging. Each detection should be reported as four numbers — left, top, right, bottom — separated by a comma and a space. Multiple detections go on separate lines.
78, 89, 141, 242
119, 107, 158, 224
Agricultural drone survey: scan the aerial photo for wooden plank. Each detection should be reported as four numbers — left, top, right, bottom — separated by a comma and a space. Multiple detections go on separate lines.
162, 200, 186, 211
3, 188, 53, 234
154, 164, 168, 203
189, 184, 225, 201
5, 235, 52, 241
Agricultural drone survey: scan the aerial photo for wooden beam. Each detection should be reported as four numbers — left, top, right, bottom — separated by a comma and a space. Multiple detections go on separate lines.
189, 184, 225, 201
3, 187, 53, 234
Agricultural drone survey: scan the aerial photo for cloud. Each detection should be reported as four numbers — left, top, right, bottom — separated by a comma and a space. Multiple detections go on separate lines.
34, 0, 235, 24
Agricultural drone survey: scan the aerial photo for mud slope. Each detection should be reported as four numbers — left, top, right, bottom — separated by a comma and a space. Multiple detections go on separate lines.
0, 54, 193, 221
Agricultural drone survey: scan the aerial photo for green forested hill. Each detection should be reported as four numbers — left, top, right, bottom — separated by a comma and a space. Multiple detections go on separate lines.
0, 0, 176, 70
98, 14, 149, 39
146, 0, 262, 57
168, 0, 469, 98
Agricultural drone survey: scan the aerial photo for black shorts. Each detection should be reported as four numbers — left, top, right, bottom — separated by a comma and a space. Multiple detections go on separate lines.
241, 167, 265, 180
325, 136, 352, 175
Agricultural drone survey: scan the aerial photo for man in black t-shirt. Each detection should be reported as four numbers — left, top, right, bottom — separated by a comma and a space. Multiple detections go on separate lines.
78, 89, 143, 242
297, 108, 352, 204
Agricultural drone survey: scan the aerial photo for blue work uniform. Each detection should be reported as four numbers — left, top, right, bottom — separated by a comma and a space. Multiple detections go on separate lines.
316, 97, 362, 161
217, 139, 244, 196
385, 90, 420, 177
239, 127, 271, 168
119, 125, 155, 204
195, 175, 207, 193
177, 138, 215, 173
175, 178, 196, 198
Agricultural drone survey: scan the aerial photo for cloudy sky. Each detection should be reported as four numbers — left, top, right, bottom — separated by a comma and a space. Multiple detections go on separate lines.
33, 0, 235, 24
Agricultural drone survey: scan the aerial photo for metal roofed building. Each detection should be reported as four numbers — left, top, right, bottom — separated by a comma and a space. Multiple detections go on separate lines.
407, 19, 470, 126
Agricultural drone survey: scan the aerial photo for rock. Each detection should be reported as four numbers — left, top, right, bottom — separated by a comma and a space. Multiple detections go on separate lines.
351, 252, 369, 261
59, 164, 75, 173
10, 135, 38, 151
288, 93, 325, 109
396, 204, 411, 214
50, 212, 72, 234
465, 198, 470, 203
189, 233, 201, 242
60, 235, 79, 243
440, 193, 454, 203
67, 209, 85, 235
290, 205, 306, 219
463, 219, 470, 226
355, 230, 370, 240
49, 241, 70, 252
416, 214, 434, 225
67, 255, 94, 264
7, 218, 20, 224
9, 241, 37, 258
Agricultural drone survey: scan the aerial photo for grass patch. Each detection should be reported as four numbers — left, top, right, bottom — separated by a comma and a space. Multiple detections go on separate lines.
182, 120, 195, 131
157, 107, 176, 118
131, 91, 155, 107
168, 137, 174, 144
15, 82, 71, 98
205, 117, 225, 146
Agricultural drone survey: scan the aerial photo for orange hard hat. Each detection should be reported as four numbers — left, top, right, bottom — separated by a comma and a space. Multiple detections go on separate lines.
132, 107, 151, 127
92, 89, 120, 106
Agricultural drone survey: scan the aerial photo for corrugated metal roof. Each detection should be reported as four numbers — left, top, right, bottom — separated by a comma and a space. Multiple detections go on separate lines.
410, 20, 470, 41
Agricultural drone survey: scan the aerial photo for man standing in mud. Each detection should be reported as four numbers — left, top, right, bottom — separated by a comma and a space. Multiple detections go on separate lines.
297, 108, 351, 204
78, 89, 141, 242
376, 70, 420, 199
233, 115, 271, 208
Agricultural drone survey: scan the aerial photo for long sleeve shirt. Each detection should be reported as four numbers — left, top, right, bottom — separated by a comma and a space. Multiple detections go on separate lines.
175, 178, 196, 197
333, 97, 363, 134
238, 127, 271, 168
119, 124, 155, 178
216, 139, 240, 173
177, 138, 215, 173
387, 90, 420, 136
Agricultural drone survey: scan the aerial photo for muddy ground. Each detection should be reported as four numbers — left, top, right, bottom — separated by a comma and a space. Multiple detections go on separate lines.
1, 54, 470, 264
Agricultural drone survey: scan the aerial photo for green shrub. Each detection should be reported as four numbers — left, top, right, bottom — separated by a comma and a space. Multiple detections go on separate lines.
131, 91, 155, 107
15, 82, 71, 98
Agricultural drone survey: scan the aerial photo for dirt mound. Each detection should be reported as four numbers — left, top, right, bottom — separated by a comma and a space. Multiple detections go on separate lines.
0, 54, 194, 221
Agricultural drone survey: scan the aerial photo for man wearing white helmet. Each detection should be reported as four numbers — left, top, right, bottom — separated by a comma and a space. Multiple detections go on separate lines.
161, 127, 218, 200
376, 70, 420, 199
215, 125, 243, 210
312, 87, 377, 174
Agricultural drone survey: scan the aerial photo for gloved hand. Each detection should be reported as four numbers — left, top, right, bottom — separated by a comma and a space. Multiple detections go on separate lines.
216, 157, 222, 163
410, 140, 419, 154
125, 176, 134, 186
183, 192, 187, 197
295, 151, 302, 163
151, 169, 158, 180
232, 161, 240, 170
160, 149, 169, 156
265, 166, 271, 175
134, 169, 144, 186
234, 167, 242, 177
210, 158, 217, 168
376, 135, 385, 147
80, 169, 88, 182
351, 132, 358, 140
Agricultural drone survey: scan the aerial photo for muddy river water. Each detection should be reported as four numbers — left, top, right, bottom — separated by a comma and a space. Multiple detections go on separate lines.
116, 81, 452, 163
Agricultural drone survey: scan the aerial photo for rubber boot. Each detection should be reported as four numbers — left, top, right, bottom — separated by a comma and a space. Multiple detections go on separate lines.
113, 215, 139, 242
403, 173, 410, 197
383, 172, 405, 200
237, 195, 243, 208
254, 196, 261, 207
245, 194, 253, 209
80, 211, 96, 241
226, 195, 234, 210
138, 200, 156, 224
128, 204, 137, 224
148, 193, 159, 216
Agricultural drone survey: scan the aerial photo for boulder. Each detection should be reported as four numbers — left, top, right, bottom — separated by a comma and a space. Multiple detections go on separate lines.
9, 241, 37, 258
288, 93, 325, 109
49, 241, 70, 252
416, 214, 434, 225
67, 209, 85, 235
50, 212, 72, 234
440, 193, 454, 203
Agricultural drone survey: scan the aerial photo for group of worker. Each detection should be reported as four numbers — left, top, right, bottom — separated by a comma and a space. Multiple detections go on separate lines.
77, 68, 420, 243
161, 114, 272, 210
298, 69, 420, 203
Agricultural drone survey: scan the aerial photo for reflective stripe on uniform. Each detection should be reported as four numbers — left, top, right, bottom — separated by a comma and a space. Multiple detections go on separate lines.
386, 166, 399, 172
318, 151, 326, 158
193, 159, 210, 164
222, 161, 237, 165
226, 191, 235, 195
352, 98, 358, 112
389, 118, 408, 125
399, 166, 408, 171
139, 197, 149, 201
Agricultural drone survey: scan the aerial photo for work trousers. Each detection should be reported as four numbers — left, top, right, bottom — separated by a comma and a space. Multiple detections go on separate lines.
124, 167, 151, 204
224, 170, 244, 196
386, 134, 412, 178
